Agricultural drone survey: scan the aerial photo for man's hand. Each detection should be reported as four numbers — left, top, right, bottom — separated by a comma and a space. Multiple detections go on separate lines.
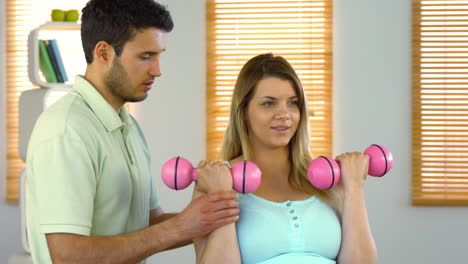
174, 191, 239, 239
196, 160, 233, 193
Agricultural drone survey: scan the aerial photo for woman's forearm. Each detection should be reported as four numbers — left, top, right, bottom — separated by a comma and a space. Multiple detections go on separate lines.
192, 186, 241, 264
199, 223, 241, 264
337, 187, 377, 264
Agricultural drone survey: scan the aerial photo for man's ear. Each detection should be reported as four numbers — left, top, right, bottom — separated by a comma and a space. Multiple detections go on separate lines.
93, 41, 114, 63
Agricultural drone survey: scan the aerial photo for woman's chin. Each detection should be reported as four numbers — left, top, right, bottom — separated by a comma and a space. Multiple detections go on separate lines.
269, 140, 291, 149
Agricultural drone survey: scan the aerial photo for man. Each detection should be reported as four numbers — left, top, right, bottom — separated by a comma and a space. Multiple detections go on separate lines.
25, 0, 239, 263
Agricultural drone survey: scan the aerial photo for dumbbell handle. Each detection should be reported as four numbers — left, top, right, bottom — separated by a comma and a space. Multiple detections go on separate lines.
178, 168, 222, 182
162, 157, 262, 193
308, 144, 393, 190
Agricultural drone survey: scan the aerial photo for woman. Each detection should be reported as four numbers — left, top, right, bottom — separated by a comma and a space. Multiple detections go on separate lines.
193, 53, 377, 264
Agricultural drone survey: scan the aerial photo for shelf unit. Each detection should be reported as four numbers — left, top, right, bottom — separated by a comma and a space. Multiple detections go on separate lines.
27, 22, 81, 89
22, 21, 84, 158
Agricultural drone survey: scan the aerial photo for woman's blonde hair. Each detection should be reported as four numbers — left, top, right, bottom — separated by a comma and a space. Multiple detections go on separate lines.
221, 53, 342, 215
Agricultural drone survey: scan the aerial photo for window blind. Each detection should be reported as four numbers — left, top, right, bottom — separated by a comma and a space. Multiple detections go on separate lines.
5, 1, 87, 203
412, 0, 468, 205
206, 0, 333, 161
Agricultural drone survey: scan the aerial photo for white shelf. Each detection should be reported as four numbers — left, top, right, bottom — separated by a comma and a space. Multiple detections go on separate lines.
27, 22, 81, 89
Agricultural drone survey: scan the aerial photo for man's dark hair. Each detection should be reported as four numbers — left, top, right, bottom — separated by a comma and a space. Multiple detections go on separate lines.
81, 0, 174, 64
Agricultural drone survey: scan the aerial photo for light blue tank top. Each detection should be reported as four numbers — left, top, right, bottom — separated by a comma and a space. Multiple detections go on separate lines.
236, 193, 342, 264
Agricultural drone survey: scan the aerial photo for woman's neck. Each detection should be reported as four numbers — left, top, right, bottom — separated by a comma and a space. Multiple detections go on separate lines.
231, 146, 289, 183
231, 145, 310, 202
252, 146, 293, 195
253, 148, 289, 177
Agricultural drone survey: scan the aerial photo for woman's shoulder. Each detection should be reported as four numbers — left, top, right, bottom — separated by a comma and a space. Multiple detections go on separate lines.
229, 155, 244, 165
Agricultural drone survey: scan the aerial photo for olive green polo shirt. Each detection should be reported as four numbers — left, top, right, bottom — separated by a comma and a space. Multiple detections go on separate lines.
26, 76, 159, 264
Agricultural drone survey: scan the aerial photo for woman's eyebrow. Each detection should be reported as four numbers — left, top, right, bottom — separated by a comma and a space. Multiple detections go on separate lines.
259, 96, 298, 100
260, 96, 277, 100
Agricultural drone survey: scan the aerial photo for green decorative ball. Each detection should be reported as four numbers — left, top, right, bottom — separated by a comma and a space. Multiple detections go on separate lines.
51, 9, 65, 22
65, 9, 80, 22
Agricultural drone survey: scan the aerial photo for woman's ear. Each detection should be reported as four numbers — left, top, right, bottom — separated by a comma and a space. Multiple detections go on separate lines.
242, 106, 248, 121
242, 99, 253, 120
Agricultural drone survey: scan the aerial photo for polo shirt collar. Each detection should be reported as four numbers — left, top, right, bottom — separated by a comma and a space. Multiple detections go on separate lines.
73, 75, 132, 132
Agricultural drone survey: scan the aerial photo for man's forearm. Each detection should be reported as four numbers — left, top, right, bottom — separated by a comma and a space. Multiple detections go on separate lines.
150, 212, 177, 226
47, 217, 189, 264
48, 188, 240, 264
150, 212, 193, 249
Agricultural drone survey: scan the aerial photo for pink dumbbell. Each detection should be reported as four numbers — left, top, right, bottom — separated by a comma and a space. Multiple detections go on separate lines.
161, 157, 262, 194
307, 144, 393, 190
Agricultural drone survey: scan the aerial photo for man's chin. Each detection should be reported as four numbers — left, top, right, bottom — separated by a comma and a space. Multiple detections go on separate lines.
126, 94, 148, 103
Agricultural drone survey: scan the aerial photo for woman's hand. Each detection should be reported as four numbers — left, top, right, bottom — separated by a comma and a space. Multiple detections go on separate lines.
335, 152, 369, 192
195, 160, 233, 194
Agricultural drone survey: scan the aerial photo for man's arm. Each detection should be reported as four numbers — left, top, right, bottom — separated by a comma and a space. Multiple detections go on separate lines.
149, 208, 193, 250
150, 207, 175, 225
46, 192, 239, 264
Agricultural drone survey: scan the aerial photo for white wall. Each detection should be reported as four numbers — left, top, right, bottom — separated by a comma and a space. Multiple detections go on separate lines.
1, 0, 468, 263
140, 0, 206, 262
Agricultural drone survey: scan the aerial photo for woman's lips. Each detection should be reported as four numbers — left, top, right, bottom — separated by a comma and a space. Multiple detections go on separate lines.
271, 126, 290, 134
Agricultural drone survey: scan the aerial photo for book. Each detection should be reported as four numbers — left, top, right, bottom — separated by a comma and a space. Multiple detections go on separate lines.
48, 39, 68, 82
45, 40, 63, 82
38, 40, 57, 83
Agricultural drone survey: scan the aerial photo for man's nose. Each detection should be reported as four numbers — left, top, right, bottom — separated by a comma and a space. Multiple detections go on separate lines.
150, 59, 161, 77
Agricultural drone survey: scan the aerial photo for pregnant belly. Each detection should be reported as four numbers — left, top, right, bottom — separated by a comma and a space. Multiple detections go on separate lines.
255, 252, 336, 264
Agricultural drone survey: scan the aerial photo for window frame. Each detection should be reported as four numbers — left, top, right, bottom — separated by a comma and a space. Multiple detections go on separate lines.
412, 0, 468, 206
206, 0, 334, 161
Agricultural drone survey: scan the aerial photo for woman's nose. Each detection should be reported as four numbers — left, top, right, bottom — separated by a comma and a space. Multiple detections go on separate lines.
274, 105, 291, 120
